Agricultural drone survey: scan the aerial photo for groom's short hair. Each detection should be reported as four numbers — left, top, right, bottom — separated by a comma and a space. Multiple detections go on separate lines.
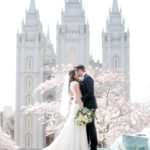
74, 64, 85, 72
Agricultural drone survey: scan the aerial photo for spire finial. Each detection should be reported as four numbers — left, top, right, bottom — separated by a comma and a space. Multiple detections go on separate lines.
22, 18, 24, 25
127, 27, 130, 33
112, 0, 119, 13
87, 19, 89, 25
17, 28, 19, 34
123, 17, 125, 24
29, 0, 36, 12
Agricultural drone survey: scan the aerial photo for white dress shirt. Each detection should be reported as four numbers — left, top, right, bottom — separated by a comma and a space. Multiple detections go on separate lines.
82, 73, 87, 78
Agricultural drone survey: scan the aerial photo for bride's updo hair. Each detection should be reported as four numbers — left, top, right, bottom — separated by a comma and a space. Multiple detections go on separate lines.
68, 69, 76, 91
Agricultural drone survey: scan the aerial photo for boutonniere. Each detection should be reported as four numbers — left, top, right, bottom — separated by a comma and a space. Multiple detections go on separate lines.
79, 77, 84, 82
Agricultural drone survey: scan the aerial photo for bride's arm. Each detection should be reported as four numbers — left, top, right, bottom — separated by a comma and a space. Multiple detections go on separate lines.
74, 83, 83, 108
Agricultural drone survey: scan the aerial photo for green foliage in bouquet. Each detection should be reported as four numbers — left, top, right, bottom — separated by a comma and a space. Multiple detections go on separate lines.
75, 107, 95, 126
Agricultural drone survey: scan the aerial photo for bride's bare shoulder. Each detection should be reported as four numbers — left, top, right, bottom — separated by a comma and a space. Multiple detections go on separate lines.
74, 81, 79, 84
71, 80, 79, 84
70, 81, 79, 87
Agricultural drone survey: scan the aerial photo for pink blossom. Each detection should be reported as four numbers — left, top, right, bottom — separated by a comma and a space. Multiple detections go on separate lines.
0, 128, 19, 150
22, 65, 150, 148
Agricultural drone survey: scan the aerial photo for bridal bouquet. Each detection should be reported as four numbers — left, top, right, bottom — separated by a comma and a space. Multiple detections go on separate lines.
75, 107, 95, 126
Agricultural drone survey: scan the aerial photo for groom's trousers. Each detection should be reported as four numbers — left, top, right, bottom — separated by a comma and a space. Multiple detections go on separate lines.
86, 111, 98, 150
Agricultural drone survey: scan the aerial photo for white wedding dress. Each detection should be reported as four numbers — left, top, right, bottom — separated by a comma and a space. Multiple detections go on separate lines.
43, 81, 89, 150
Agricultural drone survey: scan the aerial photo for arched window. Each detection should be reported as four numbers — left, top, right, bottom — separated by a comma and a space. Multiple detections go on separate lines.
26, 95, 32, 105
39, 33, 41, 42
26, 76, 33, 89
19, 36, 22, 42
26, 115, 32, 129
113, 56, 119, 70
69, 48, 76, 66
25, 134, 32, 147
27, 57, 33, 71
105, 35, 107, 41
47, 94, 53, 102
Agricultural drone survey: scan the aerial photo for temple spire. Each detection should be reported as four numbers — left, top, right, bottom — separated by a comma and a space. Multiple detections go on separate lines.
29, 0, 36, 12
47, 26, 51, 46
112, 0, 119, 13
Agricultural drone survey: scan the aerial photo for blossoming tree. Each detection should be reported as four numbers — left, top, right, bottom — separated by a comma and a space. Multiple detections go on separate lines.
0, 128, 19, 150
22, 65, 150, 147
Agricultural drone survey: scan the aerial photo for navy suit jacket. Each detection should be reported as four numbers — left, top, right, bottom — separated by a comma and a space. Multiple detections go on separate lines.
80, 74, 98, 109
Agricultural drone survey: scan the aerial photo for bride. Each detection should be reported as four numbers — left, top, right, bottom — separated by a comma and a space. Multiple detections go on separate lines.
43, 69, 89, 150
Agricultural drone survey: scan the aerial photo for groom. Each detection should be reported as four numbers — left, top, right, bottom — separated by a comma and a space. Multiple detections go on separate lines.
74, 64, 98, 150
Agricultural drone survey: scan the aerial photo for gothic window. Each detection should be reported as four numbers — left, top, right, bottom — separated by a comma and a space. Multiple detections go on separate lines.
26, 95, 32, 105
25, 134, 32, 147
25, 33, 35, 41
25, 33, 27, 41
27, 57, 33, 71
47, 94, 53, 102
19, 36, 22, 42
26, 115, 32, 129
105, 35, 107, 41
113, 56, 119, 70
124, 33, 127, 41
26, 76, 33, 89
31, 13, 35, 16
39, 33, 41, 42
69, 48, 76, 66
47, 75, 51, 80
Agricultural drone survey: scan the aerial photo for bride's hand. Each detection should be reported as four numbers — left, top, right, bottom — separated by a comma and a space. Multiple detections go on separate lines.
69, 91, 73, 97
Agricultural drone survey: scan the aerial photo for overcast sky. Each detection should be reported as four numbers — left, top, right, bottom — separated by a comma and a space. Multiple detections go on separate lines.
0, 0, 150, 111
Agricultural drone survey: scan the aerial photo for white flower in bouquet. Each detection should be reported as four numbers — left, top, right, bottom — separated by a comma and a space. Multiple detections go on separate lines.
74, 107, 95, 126
79, 77, 84, 82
